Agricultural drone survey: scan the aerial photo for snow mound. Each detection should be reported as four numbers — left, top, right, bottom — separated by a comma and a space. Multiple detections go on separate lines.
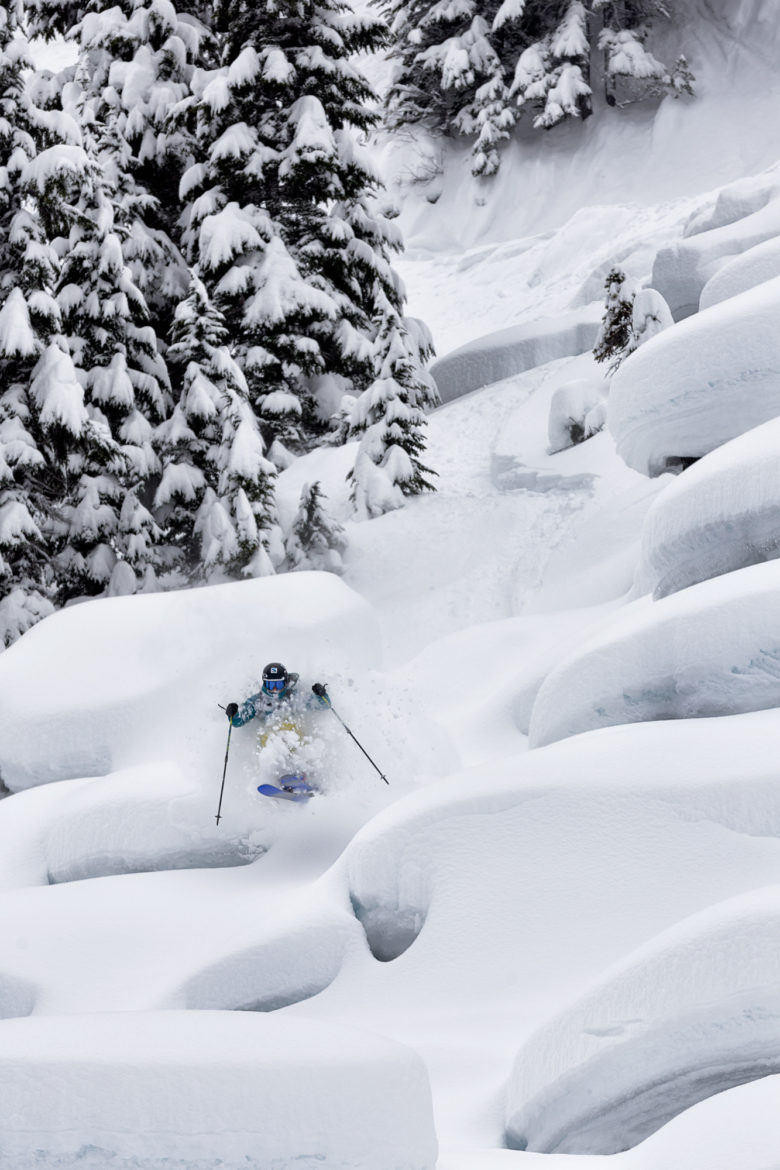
637, 417, 780, 598
0, 572, 379, 791
529, 559, 780, 747
0, 1011, 438, 1170
430, 305, 601, 403
547, 375, 607, 454
442, 1075, 780, 1170
0, 764, 260, 890
607, 275, 780, 476
505, 886, 780, 1154
650, 169, 780, 318
337, 708, 780, 1003
699, 233, 780, 310
175, 878, 364, 1012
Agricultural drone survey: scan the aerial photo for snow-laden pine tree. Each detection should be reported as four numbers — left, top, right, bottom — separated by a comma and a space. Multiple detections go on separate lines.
379, 0, 692, 174
55, 109, 171, 597
511, 1, 592, 130
381, 0, 504, 144
593, 266, 639, 371
285, 481, 347, 574
594, 0, 693, 106
349, 314, 438, 518
67, 0, 207, 335
157, 275, 277, 581
181, 0, 427, 481
0, 3, 93, 644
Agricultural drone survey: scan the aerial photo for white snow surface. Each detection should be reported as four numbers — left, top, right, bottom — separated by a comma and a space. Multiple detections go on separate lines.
637, 415, 780, 597
608, 274, 780, 476
0, 1011, 437, 1170
11, 4, 780, 1168
529, 559, 780, 747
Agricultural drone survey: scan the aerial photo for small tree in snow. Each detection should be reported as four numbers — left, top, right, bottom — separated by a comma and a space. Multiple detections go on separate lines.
160, 276, 278, 582
593, 267, 639, 371
348, 315, 438, 518
285, 481, 347, 574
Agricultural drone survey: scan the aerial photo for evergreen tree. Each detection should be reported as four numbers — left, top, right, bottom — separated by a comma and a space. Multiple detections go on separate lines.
157, 275, 277, 581
593, 266, 639, 371
285, 480, 347, 573
512, 1, 592, 130
0, 2, 93, 644
379, 0, 693, 174
348, 314, 438, 519
382, 0, 502, 140
181, 0, 416, 466
31, 0, 207, 336
55, 109, 171, 596
595, 0, 693, 106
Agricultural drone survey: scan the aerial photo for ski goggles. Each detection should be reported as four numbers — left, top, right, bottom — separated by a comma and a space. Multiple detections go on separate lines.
263, 678, 286, 692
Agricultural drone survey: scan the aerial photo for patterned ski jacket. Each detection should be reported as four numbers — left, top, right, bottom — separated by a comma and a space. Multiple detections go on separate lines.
229, 674, 329, 728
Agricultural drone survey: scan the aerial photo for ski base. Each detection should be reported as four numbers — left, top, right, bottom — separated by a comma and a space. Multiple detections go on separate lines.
257, 775, 314, 803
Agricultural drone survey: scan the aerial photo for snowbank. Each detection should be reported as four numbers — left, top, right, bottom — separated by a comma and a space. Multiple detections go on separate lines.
0, 1011, 438, 1170
505, 886, 780, 1154
608, 275, 780, 476
529, 559, 780, 747
337, 707, 780, 991
442, 1075, 780, 1170
651, 170, 780, 317
0, 572, 380, 790
636, 416, 780, 598
699, 233, 780, 309
430, 305, 602, 404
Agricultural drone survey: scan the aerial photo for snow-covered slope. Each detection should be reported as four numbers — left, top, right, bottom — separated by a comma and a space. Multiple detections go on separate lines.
5, 2, 780, 1167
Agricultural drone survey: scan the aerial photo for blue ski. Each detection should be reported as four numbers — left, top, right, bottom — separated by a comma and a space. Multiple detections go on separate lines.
257, 775, 314, 802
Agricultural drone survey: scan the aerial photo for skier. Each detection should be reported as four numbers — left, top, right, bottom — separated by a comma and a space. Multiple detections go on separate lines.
224, 662, 331, 799
224, 662, 330, 728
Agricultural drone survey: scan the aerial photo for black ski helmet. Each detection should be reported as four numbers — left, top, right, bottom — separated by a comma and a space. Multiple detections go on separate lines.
262, 662, 288, 692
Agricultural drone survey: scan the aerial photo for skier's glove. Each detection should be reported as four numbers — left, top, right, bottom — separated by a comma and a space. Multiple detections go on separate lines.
312, 683, 330, 706
225, 702, 239, 719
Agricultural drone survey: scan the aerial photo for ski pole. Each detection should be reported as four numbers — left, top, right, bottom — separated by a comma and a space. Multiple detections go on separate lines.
313, 685, 389, 785
215, 710, 234, 825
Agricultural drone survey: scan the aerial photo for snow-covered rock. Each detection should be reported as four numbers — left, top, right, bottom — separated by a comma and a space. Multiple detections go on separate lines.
699, 233, 780, 310
636, 416, 780, 598
529, 559, 780, 747
608, 275, 780, 476
430, 305, 602, 404
651, 170, 780, 318
547, 375, 607, 453
505, 887, 780, 1154
0, 1011, 438, 1170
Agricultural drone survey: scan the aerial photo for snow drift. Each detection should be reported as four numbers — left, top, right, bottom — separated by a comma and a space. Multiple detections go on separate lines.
0, 1011, 438, 1170
608, 275, 780, 476
430, 306, 601, 403
529, 559, 780, 747
636, 416, 780, 598
505, 886, 780, 1154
